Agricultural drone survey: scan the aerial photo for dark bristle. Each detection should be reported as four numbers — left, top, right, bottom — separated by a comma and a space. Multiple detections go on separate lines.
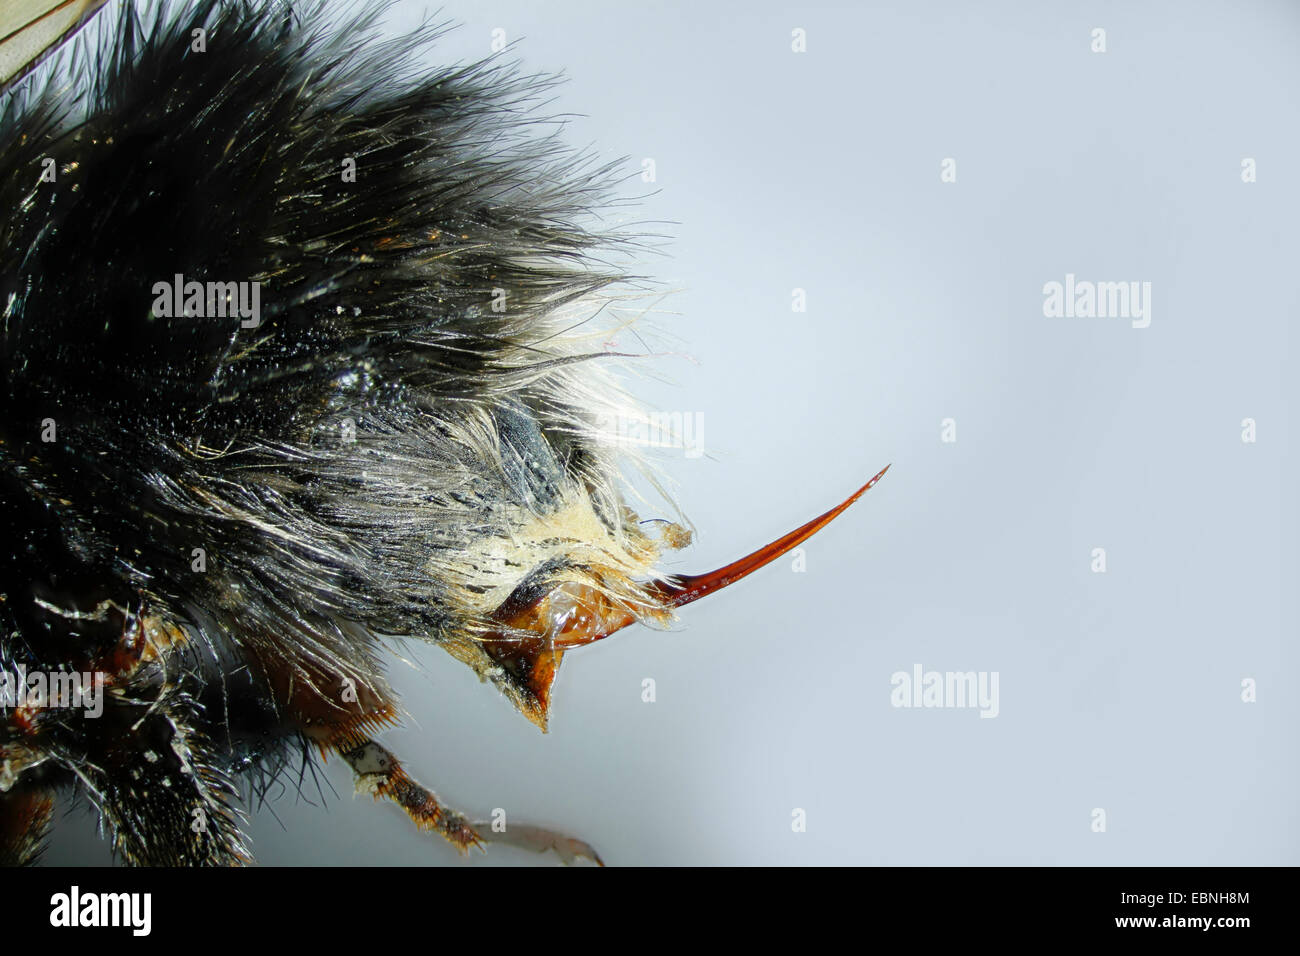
0, 0, 665, 864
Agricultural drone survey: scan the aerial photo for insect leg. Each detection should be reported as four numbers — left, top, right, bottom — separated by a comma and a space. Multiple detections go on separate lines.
337, 739, 482, 854
468, 819, 604, 866
81, 698, 251, 866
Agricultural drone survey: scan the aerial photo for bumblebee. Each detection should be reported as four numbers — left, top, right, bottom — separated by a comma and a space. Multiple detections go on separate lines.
0, 0, 886, 865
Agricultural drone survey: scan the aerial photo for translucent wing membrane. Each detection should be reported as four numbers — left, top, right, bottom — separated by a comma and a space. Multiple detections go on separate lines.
0, 0, 109, 93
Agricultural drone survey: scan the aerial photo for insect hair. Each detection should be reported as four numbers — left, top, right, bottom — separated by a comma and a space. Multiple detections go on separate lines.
0, 0, 680, 864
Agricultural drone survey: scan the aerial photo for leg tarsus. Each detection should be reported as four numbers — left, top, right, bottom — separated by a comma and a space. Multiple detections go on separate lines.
471, 821, 604, 866
339, 739, 483, 855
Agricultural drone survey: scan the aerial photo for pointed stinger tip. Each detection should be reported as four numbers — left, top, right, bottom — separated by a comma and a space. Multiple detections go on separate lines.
655, 462, 892, 609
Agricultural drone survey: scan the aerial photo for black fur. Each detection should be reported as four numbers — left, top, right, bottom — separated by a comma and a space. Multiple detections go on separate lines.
0, 0, 663, 864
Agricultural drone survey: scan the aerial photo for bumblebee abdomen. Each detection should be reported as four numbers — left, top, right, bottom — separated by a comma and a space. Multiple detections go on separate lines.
1, 0, 667, 864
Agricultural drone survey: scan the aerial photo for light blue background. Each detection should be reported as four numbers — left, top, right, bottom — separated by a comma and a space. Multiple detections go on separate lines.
48, 0, 1297, 866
